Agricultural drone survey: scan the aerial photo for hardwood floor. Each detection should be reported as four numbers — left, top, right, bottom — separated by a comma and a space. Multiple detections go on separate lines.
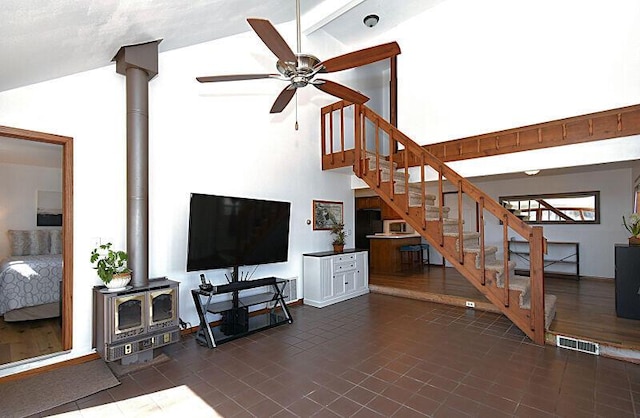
0, 317, 62, 365
370, 264, 640, 351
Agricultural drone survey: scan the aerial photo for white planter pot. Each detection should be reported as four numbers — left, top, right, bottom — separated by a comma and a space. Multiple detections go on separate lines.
105, 273, 131, 290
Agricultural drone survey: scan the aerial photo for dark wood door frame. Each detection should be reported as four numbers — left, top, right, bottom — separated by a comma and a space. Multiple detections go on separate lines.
0, 125, 73, 351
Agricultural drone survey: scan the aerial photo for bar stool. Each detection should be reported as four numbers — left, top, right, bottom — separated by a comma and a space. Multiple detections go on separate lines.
400, 245, 423, 270
421, 243, 430, 266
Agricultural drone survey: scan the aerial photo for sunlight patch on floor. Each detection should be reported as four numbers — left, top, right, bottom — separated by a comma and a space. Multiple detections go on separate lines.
50, 385, 222, 417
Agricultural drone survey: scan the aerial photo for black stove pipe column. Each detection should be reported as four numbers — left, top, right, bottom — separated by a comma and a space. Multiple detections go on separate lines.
113, 40, 161, 288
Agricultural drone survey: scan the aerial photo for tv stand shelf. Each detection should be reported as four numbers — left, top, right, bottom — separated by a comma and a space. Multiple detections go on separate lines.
191, 277, 293, 348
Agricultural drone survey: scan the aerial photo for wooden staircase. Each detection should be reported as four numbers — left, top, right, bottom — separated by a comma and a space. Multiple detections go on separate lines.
321, 102, 556, 345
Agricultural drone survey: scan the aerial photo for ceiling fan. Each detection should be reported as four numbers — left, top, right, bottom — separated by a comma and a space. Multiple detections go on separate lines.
196, 0, 400, 114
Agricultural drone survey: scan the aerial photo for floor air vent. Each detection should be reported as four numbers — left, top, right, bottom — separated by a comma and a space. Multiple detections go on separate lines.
556, 335, 600, 355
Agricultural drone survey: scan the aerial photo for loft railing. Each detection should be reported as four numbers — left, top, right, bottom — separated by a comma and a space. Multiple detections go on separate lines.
321, 101, 546, 344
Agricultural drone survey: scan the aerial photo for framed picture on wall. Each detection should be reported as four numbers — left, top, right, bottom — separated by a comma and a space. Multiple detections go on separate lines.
313, 200, 343, 230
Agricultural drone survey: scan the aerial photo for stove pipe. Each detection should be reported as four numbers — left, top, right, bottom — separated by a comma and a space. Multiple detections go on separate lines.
113, 40, 161, 288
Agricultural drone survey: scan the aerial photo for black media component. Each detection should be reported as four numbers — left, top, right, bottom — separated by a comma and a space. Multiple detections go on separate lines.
186, 193, 291, 273
615, 244, 640, 319
220, 307, 249, 335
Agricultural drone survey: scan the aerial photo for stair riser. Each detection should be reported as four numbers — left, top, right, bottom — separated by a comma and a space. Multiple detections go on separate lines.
470, 251, 497, 269
379, 168, 408, 183
366, 155, 396, 171
443, 222, 464, 234
394, 181, 432, 194
409, 194, 437, 208
493, 263, 517, 288
422, 206, 450, 219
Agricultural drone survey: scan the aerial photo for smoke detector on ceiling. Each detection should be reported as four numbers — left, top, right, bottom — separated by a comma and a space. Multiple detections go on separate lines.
363, 14, 379, 28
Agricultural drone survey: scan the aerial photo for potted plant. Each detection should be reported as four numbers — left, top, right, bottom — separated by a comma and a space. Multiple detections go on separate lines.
90, 242, 132, 289
331, 222, 346, 252
623, 213, 640, 245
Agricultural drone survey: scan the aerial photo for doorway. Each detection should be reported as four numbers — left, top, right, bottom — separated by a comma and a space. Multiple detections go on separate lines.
0, 126, 73, 365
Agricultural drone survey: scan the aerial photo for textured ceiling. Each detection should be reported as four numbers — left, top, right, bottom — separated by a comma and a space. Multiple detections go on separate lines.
0, 0, 445, 93
0, 0, 326, 93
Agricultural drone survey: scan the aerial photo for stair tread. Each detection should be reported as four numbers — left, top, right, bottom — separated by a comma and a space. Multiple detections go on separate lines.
443, 231, 477, 239
485, 260, 517, 271
463, 245, 498, 254
500, 274, 530, 292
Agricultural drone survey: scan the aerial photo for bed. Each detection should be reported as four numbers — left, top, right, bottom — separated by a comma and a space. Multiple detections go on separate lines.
0, 229, 63, 321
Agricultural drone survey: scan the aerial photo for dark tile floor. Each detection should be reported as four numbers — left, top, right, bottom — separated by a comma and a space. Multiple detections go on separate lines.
38, 294, 640, 417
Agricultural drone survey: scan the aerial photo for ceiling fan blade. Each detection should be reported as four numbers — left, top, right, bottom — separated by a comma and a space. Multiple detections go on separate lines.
196, 74, 279, 83
318, 41, 401, 73
313, 79, 369, 104
247, 18, 297, 63
270, 86, 297, 113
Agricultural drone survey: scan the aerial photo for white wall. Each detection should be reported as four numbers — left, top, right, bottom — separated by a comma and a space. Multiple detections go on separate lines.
349, 0, 640, 144
0, 163, 62, 258
0, 23, 356, 376
461, 168, 633, 279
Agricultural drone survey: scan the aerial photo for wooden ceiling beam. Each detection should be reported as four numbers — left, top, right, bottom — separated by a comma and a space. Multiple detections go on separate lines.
422, 104, 640, 163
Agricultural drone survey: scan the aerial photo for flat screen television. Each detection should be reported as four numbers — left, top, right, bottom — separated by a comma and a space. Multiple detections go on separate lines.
186, 193, 291, 274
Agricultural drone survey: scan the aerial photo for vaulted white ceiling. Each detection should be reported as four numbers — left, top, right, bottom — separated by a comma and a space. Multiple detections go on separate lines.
0, 0, 441, 93
2, 0, 637, 178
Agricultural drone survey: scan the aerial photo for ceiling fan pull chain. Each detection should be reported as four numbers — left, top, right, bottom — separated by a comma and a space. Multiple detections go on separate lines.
295, 92, 299, 130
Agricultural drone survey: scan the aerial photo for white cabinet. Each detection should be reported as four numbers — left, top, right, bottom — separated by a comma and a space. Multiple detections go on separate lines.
303, 250, 369, 308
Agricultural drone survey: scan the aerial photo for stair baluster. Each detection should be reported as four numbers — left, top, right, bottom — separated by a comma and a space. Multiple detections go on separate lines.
502, 214, 510, 307
479, 197, 486, 285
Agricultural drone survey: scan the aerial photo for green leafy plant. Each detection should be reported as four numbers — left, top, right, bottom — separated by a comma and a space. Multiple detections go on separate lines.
89, 242, 131, 284
623, 213, 640, 237
330, 222, 346, 245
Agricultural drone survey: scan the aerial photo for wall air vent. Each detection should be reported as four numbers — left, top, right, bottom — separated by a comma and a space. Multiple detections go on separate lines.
282, 277, 298, 303
556, 335, 600, 355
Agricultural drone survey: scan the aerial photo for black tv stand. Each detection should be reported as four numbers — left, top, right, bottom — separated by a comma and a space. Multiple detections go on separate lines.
191, 277, 293, 348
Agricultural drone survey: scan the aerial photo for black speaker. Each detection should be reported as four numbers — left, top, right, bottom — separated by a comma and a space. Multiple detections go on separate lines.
221, 307, 249, 335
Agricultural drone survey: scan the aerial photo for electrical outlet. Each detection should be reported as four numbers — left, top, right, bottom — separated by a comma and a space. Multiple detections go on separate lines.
124, 343, 132, 355
465, 301, 475, 308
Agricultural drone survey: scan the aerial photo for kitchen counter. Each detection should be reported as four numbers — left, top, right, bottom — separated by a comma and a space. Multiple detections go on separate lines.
368, 235, 422, 273
367, 233, 421, 239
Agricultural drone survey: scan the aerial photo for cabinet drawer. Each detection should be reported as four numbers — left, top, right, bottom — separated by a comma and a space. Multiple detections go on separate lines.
334, 254, 356, 263
334, 261, 356, 271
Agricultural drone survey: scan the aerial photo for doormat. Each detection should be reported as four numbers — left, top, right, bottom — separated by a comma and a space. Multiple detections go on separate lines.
0, 359, 120, 418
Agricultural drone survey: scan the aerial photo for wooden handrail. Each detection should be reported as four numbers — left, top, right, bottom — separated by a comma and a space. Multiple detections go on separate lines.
321, 101, 546, 344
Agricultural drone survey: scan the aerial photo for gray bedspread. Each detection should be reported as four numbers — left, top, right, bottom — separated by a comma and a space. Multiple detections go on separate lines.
0, 255, 62, 317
